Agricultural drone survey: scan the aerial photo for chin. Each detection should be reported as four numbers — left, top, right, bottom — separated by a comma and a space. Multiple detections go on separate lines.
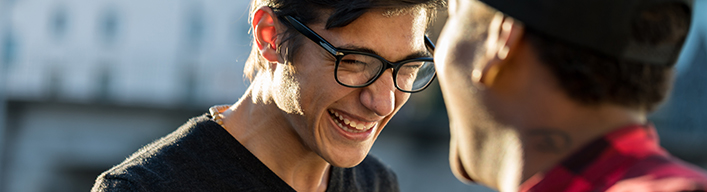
449, 143, 475, 183
327, 156, 366, 168
322, 146, 371, 168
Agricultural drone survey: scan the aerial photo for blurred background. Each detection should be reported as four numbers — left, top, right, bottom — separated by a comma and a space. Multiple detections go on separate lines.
0, 0, 706, 191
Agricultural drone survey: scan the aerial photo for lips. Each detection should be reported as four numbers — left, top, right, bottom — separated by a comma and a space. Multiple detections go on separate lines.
328, 109, 376, 133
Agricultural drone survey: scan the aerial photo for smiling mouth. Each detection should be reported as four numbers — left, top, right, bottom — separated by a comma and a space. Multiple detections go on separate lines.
328, 109, 376, 133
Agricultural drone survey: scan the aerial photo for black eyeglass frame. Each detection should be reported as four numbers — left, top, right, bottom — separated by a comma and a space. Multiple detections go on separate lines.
280, 15, 436, 93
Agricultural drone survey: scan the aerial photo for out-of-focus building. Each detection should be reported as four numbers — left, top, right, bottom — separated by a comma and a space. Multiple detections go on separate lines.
0, 1, 253, 191
0, 0, 705, 192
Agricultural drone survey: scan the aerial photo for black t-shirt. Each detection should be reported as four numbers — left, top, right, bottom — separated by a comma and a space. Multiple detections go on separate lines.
92, 114, 399, 192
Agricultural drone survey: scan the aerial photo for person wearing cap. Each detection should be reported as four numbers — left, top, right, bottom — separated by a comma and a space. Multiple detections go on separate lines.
435, 0, 707, 191
92, 0, 440, 191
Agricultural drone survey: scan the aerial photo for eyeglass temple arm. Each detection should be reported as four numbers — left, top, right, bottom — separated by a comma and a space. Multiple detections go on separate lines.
284, 14, 435, 56
281, 15, 340, 56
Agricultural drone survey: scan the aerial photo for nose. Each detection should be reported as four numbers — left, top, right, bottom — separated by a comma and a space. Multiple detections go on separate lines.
360, 69, 397, 117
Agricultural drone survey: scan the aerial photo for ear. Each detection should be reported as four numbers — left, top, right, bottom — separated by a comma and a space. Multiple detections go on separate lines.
474, 13, 524, 87
253, 6, 281, 63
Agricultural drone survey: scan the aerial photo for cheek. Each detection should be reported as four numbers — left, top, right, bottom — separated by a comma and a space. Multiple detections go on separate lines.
437, 37, 480, 85
448, 40, 482, 77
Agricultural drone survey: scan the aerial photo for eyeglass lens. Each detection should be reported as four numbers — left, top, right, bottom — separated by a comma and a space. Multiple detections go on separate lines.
336, 53, 435, 92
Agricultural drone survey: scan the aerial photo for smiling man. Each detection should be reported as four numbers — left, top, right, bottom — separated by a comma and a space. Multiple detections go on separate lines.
92, 0, 441, 191
435, 0, 707, 191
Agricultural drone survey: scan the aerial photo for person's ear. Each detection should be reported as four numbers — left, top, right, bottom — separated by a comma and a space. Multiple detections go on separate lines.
473, 13, 524, 87
253, 6, 281, 63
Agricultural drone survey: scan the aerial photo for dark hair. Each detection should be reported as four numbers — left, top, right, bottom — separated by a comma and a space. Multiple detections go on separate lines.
244, 0, 443, 80
525, 3, 691, 111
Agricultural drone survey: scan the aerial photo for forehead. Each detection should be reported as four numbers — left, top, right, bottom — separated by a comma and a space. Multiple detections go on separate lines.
310, 9, 429, 61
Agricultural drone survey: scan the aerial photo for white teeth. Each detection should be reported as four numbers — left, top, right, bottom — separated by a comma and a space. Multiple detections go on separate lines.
329, 110, 375, 132
356, 124, 365, 130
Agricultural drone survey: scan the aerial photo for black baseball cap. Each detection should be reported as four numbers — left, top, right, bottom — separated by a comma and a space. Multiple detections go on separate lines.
479, 0, 694, 66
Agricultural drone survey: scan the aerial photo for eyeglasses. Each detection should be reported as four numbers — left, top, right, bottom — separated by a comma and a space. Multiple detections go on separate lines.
280, 15, 436, 93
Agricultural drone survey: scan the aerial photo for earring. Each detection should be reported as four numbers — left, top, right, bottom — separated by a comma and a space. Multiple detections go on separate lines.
470, 67, 488, 91
498, 46, 509, 60
472, 69, 483, 84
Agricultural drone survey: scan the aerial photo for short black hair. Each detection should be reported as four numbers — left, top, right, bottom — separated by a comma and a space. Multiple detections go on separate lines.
525, 3, 691, 111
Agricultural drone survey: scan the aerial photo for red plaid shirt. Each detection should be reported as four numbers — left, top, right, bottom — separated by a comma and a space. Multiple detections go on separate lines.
520, 124, 707, 192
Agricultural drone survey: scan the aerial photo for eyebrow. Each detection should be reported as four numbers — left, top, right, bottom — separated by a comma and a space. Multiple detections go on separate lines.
338, 44, 432, 63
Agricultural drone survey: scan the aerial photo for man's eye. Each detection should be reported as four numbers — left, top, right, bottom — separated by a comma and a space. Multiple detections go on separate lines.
338, 59, 370, 73
404, 64, 422, 69
341, 59, 368, 66
400, 63, 424, 73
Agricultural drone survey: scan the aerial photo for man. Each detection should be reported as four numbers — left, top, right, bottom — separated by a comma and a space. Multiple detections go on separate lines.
92, 0, 440, 191
435, 0, 707, 191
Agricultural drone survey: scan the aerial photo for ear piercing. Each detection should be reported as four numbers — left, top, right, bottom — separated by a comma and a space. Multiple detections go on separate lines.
498, 46, 509, 60
472, 69, 483, 83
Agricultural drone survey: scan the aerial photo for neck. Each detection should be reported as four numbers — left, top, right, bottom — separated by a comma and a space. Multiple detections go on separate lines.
220, 86, 331, 192
518, 99, 646, 182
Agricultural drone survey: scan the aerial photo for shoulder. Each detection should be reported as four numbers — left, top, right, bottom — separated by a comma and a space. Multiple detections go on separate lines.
91, 164, 161, 192
91, 115, 209, 191
92, 114, 268, 191
608, 155, 707, 192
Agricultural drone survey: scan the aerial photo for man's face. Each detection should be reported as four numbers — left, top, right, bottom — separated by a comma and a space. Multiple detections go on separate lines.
434, 0, 522, 189
272, 10, 429, 167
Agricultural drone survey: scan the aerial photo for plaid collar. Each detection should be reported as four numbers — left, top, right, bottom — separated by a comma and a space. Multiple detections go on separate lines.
519, 124, 670, 191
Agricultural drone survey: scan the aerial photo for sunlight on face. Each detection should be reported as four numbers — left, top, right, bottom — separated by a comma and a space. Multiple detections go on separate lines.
269, 9, 429, 167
